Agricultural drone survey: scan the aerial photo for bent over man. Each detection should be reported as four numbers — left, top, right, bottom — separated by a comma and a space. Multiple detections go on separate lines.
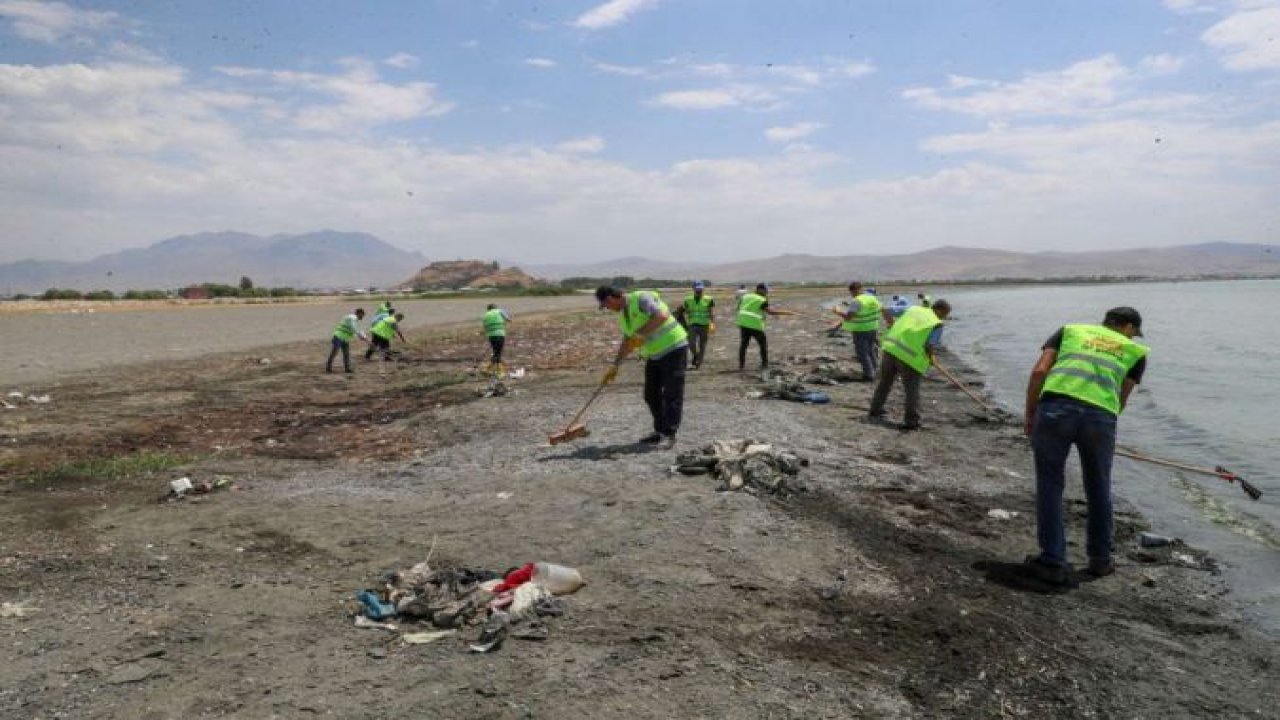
327, 308, 367, 373
867, 300, 951, 431
1023, 307, 1149, 585
596, 286, 688, 449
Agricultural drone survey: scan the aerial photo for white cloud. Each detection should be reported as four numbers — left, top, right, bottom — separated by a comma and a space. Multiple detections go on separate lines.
0, 0, 120, 44
383, 53, 419, 70
1203, 7, 1280, 70
593, 61, 647, 77
555, 136, 605, 154
903, 55, 1131, 118
837, 61, 876, 79
1162, 0, 1219, 14
650, 84, 781, 111
215, 58, 454, 131
524, 57, 558, 69
692, 62, 735, 78
765, 122, 824, 143
1140, 53, 1186, 75
572, 0, 659, 30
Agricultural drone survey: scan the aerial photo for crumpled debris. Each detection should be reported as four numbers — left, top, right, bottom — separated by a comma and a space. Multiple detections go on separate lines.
479, 381, 509, 398
401, 629, 456, 645
672, 439, 809, 494
0, 602, 40, 618
799, 363, 863, 385
757, 377, 829, 404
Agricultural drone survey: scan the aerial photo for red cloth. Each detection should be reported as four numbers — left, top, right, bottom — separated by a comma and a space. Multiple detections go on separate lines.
491, 563, 535, 593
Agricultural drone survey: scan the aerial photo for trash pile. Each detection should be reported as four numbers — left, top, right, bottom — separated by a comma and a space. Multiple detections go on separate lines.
751, 374, 830, 404
161, 475, 240, 502
352, 559, 585, 653
3, 391, 51, 409
799, 363, 864, 385
672, 439, 809, 495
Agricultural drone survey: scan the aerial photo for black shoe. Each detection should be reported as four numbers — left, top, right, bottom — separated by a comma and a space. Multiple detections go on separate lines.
660, 434, 677, 450
639, 432, 663, 444
1086, 557, 1115, 577
899, 422, 921, 432
1023, 555, 1071, 586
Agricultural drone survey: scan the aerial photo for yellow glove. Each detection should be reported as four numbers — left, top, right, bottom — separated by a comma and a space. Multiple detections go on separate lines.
625, 336, 644, 351
602, 364, 619, 385
709, 322, 716, 335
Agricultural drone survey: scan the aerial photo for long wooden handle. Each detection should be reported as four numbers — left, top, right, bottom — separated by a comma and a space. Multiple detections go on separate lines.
932, 359, 998, 413
561, 380, 607, 432
1116, 448, 1263, 501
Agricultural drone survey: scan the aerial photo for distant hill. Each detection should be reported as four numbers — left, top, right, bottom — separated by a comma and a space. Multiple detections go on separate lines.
527, 243, 1280, 284
0, 231, 426, 293
399, 260, 543, 291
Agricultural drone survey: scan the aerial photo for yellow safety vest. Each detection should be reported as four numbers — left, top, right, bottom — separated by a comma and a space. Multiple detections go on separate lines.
841, 293, 882, 333
882, 306, 942, 374
619, 292, 687, 359
1041, 324, 1148, 415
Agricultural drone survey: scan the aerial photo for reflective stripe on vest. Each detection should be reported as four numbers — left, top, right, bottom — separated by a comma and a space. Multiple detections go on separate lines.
371, 317, 397, 340
736, 293, 767, 331
333, 315, 357, 342
619, 292, 688, 359
483, 308, 506, 337
882, 305, 941, 374
1041, 324, 1148, 415
683, 294, 713, 325
841, 293, 882, 333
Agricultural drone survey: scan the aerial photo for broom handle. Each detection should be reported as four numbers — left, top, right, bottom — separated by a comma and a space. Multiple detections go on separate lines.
1115, 448, 1263, 500
932, 359, 998, 413
561, 380, 607, 432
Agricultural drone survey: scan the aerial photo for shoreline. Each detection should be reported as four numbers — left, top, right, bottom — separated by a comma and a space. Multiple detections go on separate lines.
2, 300, 1277, 717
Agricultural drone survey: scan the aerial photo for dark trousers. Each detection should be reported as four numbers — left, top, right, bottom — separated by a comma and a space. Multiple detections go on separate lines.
868, 352, 923, 426
853, 331, 879, 380
365, 335, 391, 360
738, 327, 768, 369
644, 346, 688, 437
327, 337, 352, 372
488, 335, 505, 363
687, 324, 709, 367
1031, 396, 1118, 567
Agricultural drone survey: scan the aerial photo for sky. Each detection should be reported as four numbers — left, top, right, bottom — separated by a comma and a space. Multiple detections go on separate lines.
1, 0, 1278, 265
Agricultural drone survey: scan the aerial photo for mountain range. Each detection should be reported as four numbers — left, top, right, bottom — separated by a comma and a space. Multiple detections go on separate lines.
0, 231, 425, 294
2, 233, 1277, 295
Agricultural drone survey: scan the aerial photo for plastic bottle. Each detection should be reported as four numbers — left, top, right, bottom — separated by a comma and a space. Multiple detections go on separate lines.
532, 562, 586, 595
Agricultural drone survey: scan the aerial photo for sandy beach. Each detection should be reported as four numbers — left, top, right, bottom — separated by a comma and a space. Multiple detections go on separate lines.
1, 295, 1276, 718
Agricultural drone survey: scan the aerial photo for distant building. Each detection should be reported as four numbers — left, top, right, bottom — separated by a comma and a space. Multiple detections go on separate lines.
179, 286, 209, 300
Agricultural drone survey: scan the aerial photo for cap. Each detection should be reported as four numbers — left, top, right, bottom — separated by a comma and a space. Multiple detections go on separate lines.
692, 281, 705, 290
756, 283, 769, 292
1104, 306, 1143, 336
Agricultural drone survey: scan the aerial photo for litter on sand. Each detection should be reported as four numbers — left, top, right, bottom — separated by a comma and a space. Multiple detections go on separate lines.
1, 602, 40, 619
672, 439, 809, 495
350, 558, 584, 654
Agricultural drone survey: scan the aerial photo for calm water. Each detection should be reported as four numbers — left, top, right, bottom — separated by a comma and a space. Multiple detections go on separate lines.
943, 279, 1280, 631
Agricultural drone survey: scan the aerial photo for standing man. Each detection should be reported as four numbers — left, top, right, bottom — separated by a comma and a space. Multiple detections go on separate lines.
916, 292, 933, 309
327, 308, 367, 373
370, 301, 394, 326
596, 286, 689, 448
1022, 307, 1149, 584
735, 283, 798, 372
366, 311, 407, 361
733, 284, 748, 310
867, 299, 951, 430
482, 303, 512, 373
677, 282, 715, 370
888, 294, 911, 321
831, 281, 890, 382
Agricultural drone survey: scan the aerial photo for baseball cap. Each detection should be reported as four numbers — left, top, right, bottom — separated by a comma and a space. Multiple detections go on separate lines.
692, 281, 705, 290
1104, 306, 1143, 336
594, 285, 614, 307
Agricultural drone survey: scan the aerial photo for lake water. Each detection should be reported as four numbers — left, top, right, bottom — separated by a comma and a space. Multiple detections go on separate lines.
941, 279, 1280, 631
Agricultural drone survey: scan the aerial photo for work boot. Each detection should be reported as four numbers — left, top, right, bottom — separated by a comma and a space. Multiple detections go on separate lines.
1023, 555, 1072, 586
1086, 557, 1115, 577
660, 434, 677, 450
639, 432, 663, 444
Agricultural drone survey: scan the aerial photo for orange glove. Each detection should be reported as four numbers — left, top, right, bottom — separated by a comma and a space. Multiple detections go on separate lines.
708, 322, 717, 335
625, 336, 644, 351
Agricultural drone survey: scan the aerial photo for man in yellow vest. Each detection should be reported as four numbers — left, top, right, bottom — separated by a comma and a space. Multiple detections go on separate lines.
482, 303, 512, 372
867, 299, 951, 430
735, 283, 798, 371
365, 311, 407, 361
596, 285, 689, 449
831, 281, 892, 382
675, 281, 716, 370
327, 307, 367, 373
1022, 307, 1148, 585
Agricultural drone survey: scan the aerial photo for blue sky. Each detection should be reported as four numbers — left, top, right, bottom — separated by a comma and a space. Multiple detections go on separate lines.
1, 0, 1278, 265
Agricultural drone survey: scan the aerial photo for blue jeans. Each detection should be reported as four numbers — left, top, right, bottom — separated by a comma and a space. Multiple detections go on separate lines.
853, 331, 878, 380
1032, 396, 1118, 567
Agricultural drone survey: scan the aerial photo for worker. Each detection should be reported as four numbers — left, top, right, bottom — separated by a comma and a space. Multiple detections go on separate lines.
596, 286, 688, 449
482, 303, 512, 373
675, 282, 715, 370
888, 294, 911, 320
733, 284, 748, 310
735, 283, 798, 371
365, 311, 406, 361
370, 301, 394, 327
1022, 307, 1149, 585
867, 299, 952, 430
916, 292, 933, 308
326, 308, 367, 373
831, 281, 892, 382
